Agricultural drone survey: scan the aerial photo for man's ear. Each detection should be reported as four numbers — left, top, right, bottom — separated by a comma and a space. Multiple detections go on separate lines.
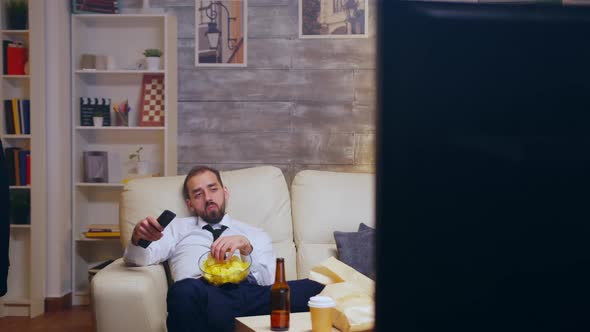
224, 186, 229, 201
185, 198, 194, 212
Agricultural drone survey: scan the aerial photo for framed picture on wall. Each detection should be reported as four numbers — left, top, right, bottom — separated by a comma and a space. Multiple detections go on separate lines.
195, 0, 248, 67
299, 0, 369, 39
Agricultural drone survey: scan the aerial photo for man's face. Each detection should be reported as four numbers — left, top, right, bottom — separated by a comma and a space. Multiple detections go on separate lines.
185, 171, 228, 224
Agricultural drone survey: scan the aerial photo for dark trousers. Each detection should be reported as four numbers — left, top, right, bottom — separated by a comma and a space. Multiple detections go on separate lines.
166, 278, 325, 332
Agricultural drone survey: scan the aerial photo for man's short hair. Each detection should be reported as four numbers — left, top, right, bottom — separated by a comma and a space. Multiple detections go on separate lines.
182, 165, 224, 199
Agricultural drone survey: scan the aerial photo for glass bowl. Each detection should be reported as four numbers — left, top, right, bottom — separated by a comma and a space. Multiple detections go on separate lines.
198, 251, 252, 286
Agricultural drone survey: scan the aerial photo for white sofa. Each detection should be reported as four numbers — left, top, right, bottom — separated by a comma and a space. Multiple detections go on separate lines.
91, 166, 375, 332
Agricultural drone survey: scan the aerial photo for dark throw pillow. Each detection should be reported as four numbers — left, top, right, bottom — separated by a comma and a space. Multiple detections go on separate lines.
358, 222, 374, 232
334, 223, 376, 280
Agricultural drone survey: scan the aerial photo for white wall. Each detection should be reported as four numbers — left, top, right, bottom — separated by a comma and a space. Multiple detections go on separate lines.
45, 0, 72, 298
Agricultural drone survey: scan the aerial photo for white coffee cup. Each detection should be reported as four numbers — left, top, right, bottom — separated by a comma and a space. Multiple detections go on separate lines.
308, 296, 336, 332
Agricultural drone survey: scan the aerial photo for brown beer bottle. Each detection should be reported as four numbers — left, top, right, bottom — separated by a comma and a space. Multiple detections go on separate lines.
270, 257, 290, 331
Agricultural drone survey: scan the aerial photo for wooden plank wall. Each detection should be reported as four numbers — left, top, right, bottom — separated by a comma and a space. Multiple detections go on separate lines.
126, 0, 377, 185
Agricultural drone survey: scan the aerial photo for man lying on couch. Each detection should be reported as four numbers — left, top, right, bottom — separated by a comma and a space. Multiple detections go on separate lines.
124, 165, 324, 332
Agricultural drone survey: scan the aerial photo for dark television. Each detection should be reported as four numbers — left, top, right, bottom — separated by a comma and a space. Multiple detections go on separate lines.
377, 2, 590, 331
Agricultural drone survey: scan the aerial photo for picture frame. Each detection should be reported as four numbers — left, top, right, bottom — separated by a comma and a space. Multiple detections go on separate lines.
83, 151, 108, 183
138, 74, 165, 127
299, 0, 369, 39
195, 0, 248, 67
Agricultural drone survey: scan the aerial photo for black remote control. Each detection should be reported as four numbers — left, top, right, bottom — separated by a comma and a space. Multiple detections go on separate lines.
138, 209, 176, 249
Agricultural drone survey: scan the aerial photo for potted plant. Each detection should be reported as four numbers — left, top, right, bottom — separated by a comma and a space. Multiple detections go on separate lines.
92, 111, 103, 127
129, 147, 149, 175
5, 0, 27, 30
143, 48, 162, 70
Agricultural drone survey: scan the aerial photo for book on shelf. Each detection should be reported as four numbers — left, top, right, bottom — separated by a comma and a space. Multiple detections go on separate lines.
22, 99, 30, 134
17, 98, 23, 134
13, 148, 20, 186
11, 98, 20, 135
26, 153, 30, 185
4, 99, 14, 134
2, 40, 10, 74
4, 147, 17, 185
6, 42, 26, 75
86, 223, 119, 232
84, 231, 120, 238
18, 150, 30, 186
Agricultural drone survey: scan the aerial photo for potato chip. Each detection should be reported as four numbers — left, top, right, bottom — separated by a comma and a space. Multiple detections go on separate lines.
200, 252, 251, 286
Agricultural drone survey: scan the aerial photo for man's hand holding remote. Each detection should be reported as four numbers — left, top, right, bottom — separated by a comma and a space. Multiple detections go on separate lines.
132, 210, 176, 248
131, 216, 164, 246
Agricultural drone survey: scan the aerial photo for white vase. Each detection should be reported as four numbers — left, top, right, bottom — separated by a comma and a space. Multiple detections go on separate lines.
137, 160, 150, 175
146, 57, 160, 71
93, 116, 103, 127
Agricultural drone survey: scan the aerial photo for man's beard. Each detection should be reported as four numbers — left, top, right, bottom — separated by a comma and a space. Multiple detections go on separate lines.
198, 201, 226, 224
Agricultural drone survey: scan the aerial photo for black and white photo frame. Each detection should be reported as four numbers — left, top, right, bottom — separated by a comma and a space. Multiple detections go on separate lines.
299, 0, 368, 39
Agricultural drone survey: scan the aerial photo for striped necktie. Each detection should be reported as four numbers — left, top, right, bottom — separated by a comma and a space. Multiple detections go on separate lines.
202, 224, 228, 241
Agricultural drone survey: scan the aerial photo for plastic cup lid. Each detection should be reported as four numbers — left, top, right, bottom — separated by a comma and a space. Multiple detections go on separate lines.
308, 295, 336, 308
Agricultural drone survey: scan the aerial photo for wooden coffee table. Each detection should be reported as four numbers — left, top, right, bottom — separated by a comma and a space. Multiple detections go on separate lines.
235, 312, 339, 332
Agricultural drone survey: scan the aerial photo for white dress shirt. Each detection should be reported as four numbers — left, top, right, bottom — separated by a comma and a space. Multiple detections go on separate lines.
124, 214, 276, 285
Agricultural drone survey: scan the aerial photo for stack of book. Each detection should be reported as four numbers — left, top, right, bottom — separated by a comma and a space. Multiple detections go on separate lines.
84, 224, 120, 238
72, 0, 119, 14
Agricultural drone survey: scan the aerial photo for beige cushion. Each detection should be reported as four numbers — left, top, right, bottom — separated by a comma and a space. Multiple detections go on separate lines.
119, 165, 297, 280
291, 170, 375, 279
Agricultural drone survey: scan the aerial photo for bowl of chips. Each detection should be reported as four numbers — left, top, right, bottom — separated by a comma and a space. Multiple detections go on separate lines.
198, 251, 252, 286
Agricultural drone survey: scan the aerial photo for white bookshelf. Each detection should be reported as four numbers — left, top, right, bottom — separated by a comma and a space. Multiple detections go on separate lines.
70, 14, 177, 305
0, 1, 46, 318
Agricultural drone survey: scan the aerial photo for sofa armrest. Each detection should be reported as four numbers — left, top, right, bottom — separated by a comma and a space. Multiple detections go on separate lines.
91, 258, 168, 332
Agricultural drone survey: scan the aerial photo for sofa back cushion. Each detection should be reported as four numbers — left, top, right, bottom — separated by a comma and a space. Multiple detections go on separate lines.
119, 166, 298, 280
291, 170, 375, 279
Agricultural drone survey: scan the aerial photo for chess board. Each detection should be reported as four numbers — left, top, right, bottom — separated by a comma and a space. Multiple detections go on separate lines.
139, 74, 165, 126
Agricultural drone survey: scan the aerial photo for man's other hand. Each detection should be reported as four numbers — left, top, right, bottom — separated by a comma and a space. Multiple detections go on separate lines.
210, 235, 252, 261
